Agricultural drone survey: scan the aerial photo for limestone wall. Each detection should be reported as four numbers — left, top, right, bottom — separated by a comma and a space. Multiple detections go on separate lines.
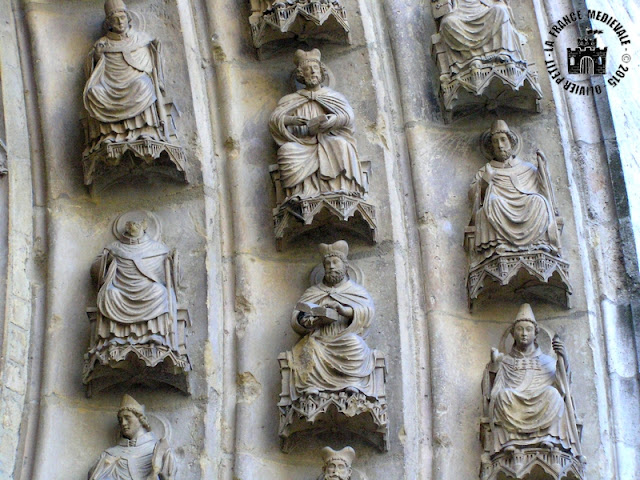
0, 0, 638, 479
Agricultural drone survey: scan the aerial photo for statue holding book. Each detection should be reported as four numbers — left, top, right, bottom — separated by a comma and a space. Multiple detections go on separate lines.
278, 240, 388, 452
290, 240, 376, 397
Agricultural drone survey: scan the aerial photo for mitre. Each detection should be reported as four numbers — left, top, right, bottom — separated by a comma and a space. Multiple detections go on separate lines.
490, 119, 511, 136
321, 446, 356, 465
514, 303, 537, 325
294, 48, 322, 67
118, 394, 145, 416
319, 240, 349, 260
105, 0, 128, 16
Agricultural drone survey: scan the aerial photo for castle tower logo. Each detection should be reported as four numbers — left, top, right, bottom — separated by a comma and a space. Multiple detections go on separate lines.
567, 29, 607, 75
543, 10, 633, 96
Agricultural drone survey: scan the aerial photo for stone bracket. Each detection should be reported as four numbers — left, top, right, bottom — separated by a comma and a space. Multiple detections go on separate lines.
251, 1, 351, 51
480, 447, 586, 480
82, 138, 188, 193
273, 194, 377, 250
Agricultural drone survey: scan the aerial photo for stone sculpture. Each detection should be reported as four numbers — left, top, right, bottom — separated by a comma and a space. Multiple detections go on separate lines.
278, 241, 388, 452
269, 49, 376, 249
82, 0, 187, 192
480, 304, 586, 479
317, 446, 355, 480
464, 120, 571, 307
430, 0, 542, 121
83, 211, 191, 396
89, 394, 177, 480
249, 1, 350, 54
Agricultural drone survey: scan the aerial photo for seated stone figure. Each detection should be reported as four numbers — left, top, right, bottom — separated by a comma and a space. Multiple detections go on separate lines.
317, 446, 355, 480
469, 120, 560, 259
480, 304, 585, 480
430, 0, 542, 119
278, 241, 387, 451
438, 0, 526, 75
270, 49, 367, 202
84, 211, 191, 395
290, 241, 376, 396
465, 120, 570, 305
82, 0, 186, 190
84, 0, 168, 152
89, 394, 176, 480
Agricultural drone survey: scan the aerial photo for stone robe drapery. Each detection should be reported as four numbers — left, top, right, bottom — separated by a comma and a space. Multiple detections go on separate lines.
94, 236, 177, 350
84, 29, 164, 151
489, 348, 579, 454
88, 432, 175, 480
290, 279, 376, 398
470, 157, 558, 256
439, 0, 525, 72
269, 87, 366, 200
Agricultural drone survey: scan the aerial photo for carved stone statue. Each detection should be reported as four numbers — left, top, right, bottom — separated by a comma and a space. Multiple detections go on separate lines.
89, 394, 177, 480
278, 241, 388, 452
317, 446, 355, 480
83, 211, 191, 396
249, 1, 350, 54
464, 120, 571, 307
480, 304, 586, 479
430, 0, 542, 121
82, 0, 187, 192
269, 50, 376, 249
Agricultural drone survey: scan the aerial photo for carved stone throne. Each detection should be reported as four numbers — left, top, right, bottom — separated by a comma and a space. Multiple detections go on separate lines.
430, 0, 542, 122
81, 101, 187, 194
269, 160, 377, 251
249, 0, 351, 54
277, 350, 389, 453
479, 327, 586, 480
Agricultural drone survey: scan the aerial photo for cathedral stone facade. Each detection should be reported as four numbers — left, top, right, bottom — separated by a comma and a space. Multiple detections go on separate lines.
0, 0, 639, 479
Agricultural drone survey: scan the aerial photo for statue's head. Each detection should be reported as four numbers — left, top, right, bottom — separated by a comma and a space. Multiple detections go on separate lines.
510, 303, 539, 349
320, 241, 349, 287
294, 49, 328, 88
104, 0, 131, 34
321, 446, 354, 480
490, 120, 517, 162
117, 394, 150, 440
123, 219, 147, 239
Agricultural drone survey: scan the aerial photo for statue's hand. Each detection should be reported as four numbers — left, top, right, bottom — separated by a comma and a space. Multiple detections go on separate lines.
482, 164, 495, 184
552, 336, 567, 360
94, 42, 106, 60
491, 347, 501, 363
285, 115, 308, 127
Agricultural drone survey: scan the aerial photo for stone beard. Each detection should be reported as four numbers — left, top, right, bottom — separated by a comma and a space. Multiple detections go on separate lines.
470, 155, 558, 257
94, 233, 177, 350
439, 0, 526, 72
83, 18, 166, 152
489, 344, 580, 454
269, 82, 367, 200
290, 271, 376, 397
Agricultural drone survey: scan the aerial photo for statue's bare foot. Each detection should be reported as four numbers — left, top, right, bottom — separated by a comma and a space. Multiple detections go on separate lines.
345, 386, 359, 395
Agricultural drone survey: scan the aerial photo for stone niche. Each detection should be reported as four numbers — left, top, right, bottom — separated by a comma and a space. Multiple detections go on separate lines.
430, 0, 542, 122
249, 0, 351, 56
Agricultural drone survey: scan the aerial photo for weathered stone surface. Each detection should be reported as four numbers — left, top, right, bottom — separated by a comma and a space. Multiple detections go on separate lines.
0, 0, 638, 479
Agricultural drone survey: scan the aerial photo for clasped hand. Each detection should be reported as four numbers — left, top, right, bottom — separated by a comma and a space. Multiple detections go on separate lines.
552, 336, 567, 360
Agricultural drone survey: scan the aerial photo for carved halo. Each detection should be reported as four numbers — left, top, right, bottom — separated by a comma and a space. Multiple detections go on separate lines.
309, 262, 363, 286
479, 125, 522, 161
112, 210, 161, 242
